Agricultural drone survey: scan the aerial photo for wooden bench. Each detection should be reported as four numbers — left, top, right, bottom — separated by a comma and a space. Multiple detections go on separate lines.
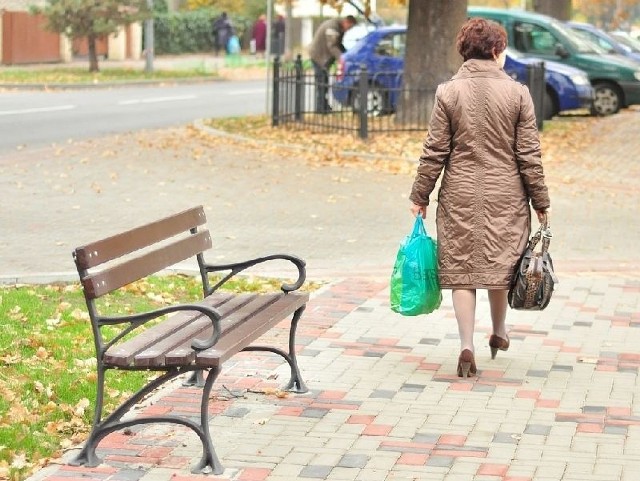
69, 205, 309, 475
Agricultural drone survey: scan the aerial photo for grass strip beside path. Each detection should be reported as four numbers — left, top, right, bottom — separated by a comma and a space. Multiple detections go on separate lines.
0, 274, 316, 481
0, 67, 218, 85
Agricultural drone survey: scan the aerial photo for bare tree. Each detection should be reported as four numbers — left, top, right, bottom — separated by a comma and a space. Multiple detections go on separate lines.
32, 0, 149, 72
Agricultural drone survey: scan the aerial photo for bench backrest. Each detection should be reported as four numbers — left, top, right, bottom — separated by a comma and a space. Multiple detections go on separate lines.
73, 206, 211, 299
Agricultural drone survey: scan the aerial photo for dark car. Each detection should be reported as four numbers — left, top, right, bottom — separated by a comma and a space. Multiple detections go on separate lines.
332, 26, 594, 119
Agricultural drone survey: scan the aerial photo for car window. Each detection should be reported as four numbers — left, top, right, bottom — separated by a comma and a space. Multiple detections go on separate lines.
572, 29, 616, 52
514, 22, 559, 55
374, 32, 407, 58
553, 21, 605, 53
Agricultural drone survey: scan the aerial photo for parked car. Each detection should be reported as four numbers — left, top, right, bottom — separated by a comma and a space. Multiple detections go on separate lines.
468, 7, 640, 115
566, 21, 640, 63
332, 26, 594, 119
608, 31, 640, 56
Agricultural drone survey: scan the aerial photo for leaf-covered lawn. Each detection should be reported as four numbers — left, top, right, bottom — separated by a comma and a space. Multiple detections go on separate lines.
202, 112, 597, 174
0, 274, 316, 481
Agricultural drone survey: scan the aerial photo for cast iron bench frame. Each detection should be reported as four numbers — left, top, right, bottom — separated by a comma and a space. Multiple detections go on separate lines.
69, 205, 309, 474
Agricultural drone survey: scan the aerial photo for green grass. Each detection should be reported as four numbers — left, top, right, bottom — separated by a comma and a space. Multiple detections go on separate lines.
0, 67, 218, 85
0, 274, 316, 480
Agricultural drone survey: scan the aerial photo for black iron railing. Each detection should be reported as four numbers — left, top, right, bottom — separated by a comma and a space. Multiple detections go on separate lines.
272, 56, 546, 138
272, 55, 434, 139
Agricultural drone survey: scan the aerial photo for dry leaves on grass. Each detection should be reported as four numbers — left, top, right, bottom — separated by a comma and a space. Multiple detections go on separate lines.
192, 114, 598, 175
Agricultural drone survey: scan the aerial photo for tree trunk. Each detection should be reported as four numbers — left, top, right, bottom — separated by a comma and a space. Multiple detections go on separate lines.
397, 0, 467, 125
532, 0, 572, 21
88, 34, 100, 72
285, 0, 293, 59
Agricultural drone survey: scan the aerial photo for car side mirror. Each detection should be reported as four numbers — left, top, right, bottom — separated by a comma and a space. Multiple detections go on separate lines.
555, 43, 570, 59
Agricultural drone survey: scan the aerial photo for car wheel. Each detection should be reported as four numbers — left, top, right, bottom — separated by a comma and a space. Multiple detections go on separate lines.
352, 85, 389, 117
592, 82, 622, 116
543, 90, 557, 120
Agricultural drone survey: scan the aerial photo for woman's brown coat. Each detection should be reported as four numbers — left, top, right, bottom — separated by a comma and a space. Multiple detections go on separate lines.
410, 59, 550, 289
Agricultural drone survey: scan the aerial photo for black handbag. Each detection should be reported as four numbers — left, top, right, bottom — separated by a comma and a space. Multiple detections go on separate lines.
508, 216, 558, 310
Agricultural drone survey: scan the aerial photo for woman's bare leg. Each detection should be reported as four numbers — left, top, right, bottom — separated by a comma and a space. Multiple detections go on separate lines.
488, 289, 508, 339
452, 289, 477, 352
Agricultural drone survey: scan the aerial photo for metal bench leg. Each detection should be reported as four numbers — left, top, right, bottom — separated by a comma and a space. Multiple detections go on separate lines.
71, 369, 186, 467
182, 369, 206, 387
69, 366, 107, 467
242, 305, 308, 394
242, 306, 309, 394
191, 366, 224, 475
284, 305, 308, 393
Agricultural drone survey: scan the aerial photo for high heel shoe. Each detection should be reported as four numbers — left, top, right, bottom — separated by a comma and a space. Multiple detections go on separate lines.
457, 349, 477, 378
489, 334, 510, 360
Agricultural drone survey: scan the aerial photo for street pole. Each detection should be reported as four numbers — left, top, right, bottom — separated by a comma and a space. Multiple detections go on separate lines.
266, 0, 273, 115
145, 0, 154, 72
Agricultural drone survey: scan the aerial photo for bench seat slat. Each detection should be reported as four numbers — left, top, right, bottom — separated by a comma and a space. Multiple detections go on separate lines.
195, 292, 309, 368
133, 294, 281, 367
103, 292, 235, 367
104, 292, 293, 368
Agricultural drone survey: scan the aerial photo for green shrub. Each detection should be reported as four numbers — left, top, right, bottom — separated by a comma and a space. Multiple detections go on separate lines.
151, 8, 251, 55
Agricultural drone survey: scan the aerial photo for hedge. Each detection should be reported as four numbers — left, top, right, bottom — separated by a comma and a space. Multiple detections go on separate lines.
151, 9, 253, 55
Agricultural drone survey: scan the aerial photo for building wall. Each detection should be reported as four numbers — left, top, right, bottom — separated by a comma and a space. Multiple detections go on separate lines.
1, 11, 60, 64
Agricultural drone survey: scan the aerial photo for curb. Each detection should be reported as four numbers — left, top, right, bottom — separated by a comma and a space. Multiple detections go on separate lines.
0, 76, 223, 91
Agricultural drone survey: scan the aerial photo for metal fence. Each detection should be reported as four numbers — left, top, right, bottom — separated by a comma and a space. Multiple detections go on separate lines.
271, 56, 546, 139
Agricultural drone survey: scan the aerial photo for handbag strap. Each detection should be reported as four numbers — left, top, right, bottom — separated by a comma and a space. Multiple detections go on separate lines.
529, 213, 552, 253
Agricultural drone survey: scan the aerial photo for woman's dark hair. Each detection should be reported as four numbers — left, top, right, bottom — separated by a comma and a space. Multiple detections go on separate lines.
456, 18, 507, 61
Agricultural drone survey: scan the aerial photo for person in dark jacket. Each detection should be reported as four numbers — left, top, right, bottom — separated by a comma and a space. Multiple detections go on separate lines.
409, 18, 550, 378
273, 15, 286, 56
212, 12, 233, 56
308, 15, 357, 112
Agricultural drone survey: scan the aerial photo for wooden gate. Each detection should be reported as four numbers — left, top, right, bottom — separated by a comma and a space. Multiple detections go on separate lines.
2, 11, 61, 65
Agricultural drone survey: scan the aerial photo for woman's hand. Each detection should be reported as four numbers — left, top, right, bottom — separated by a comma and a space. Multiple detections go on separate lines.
535, 209, 548, 224
410, 203, 426, 218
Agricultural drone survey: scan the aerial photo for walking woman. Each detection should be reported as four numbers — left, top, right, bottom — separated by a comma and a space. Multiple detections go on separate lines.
409, 18, 550, 377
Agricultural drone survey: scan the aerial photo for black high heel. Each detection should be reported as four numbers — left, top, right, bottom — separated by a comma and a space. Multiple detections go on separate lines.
489, 334, 510, 360
457, 349, 477, 378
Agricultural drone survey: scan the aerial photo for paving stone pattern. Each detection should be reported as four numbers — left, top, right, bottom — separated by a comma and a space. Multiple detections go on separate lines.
6, 106, 640, 480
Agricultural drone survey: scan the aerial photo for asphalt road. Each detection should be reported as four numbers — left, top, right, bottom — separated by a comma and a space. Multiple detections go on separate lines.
0, 80, 266, 153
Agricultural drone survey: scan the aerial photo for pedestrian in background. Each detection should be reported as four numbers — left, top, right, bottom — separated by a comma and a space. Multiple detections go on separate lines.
212, 12, 233, 56
251, 14, 267, 56
409, 18, 550, 378
308, 15, 357, 113
273, 14, 286, 56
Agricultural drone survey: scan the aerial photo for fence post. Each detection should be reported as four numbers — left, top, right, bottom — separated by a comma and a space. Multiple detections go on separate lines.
526, 62, 545, 131
294, 54, 303, 122
358, 65, 369, 140
272, 56, 281, 127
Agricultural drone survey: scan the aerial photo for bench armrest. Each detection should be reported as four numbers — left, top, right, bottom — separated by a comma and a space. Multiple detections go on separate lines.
97, 302, 222, 352
203, 254, 306, 294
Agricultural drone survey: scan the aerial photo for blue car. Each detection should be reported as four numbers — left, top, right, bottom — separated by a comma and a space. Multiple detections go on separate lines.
566, 22, 640, 63
332, 26, 594, 119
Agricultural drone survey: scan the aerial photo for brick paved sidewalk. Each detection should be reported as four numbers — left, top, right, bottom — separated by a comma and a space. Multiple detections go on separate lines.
26, 272, 640, 481
6, 105, 640, 481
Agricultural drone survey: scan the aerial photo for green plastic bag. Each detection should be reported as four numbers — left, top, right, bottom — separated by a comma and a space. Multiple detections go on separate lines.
390, 216, 442, 316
